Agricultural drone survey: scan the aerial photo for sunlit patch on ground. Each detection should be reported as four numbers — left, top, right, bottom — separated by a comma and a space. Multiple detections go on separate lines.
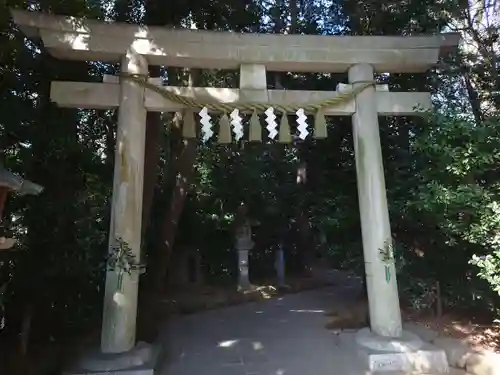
405, 312, 500, 352
157, 276, 336, 315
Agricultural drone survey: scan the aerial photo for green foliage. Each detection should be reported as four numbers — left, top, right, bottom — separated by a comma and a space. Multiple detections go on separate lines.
470, 251, 500, 296
405, 111, 500, 311
107, 237, 145, 290
379, 239, 395, 263
107, 237, 145, 275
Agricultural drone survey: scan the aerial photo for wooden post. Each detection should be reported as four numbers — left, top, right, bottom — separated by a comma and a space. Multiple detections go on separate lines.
0, 188, 8, 218
349, 63, 403, 338
101, 49, 148, 353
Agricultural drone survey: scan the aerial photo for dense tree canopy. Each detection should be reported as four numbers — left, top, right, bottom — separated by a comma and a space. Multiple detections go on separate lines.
1, 0, 499, 373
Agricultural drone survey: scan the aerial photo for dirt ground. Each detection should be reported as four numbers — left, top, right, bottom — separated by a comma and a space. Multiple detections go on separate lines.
404, 310, 500, 352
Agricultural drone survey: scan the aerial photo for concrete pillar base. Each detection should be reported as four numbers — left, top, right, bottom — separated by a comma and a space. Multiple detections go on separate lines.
237, 249, 251, 289
356, 328, 449, 373
64, 341, 162, 375
356, 327, 424, 352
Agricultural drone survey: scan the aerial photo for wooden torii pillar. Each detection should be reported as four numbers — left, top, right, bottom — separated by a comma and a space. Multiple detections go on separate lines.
11, 8, 459, 374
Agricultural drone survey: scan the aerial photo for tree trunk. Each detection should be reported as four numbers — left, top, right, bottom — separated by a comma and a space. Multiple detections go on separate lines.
141, 0, 173, 242
141, 66, 162, 240
153, 69, 201, 292
161, 139, 197, 256
104, 112, 117, 168
463, 71, 484, 125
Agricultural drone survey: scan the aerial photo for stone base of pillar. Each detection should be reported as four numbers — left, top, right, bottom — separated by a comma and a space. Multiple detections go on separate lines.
237, 249, 251, 291
64, 341, 162, 375
355, 328, 449, 373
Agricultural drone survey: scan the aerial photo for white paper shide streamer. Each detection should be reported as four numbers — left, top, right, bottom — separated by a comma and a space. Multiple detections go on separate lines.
296, 108, 309, 140
199, 107, 214, 142
265, 107, 278, 140
230, 109, 243, 141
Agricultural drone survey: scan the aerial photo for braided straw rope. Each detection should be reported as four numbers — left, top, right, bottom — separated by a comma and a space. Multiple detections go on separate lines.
119, 72, 375, 114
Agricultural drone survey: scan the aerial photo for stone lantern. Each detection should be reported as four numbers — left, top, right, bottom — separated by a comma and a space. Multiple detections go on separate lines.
234, 203, 254, 290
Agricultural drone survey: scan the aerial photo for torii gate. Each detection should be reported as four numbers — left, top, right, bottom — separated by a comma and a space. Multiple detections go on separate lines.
11, 9, 459, 374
